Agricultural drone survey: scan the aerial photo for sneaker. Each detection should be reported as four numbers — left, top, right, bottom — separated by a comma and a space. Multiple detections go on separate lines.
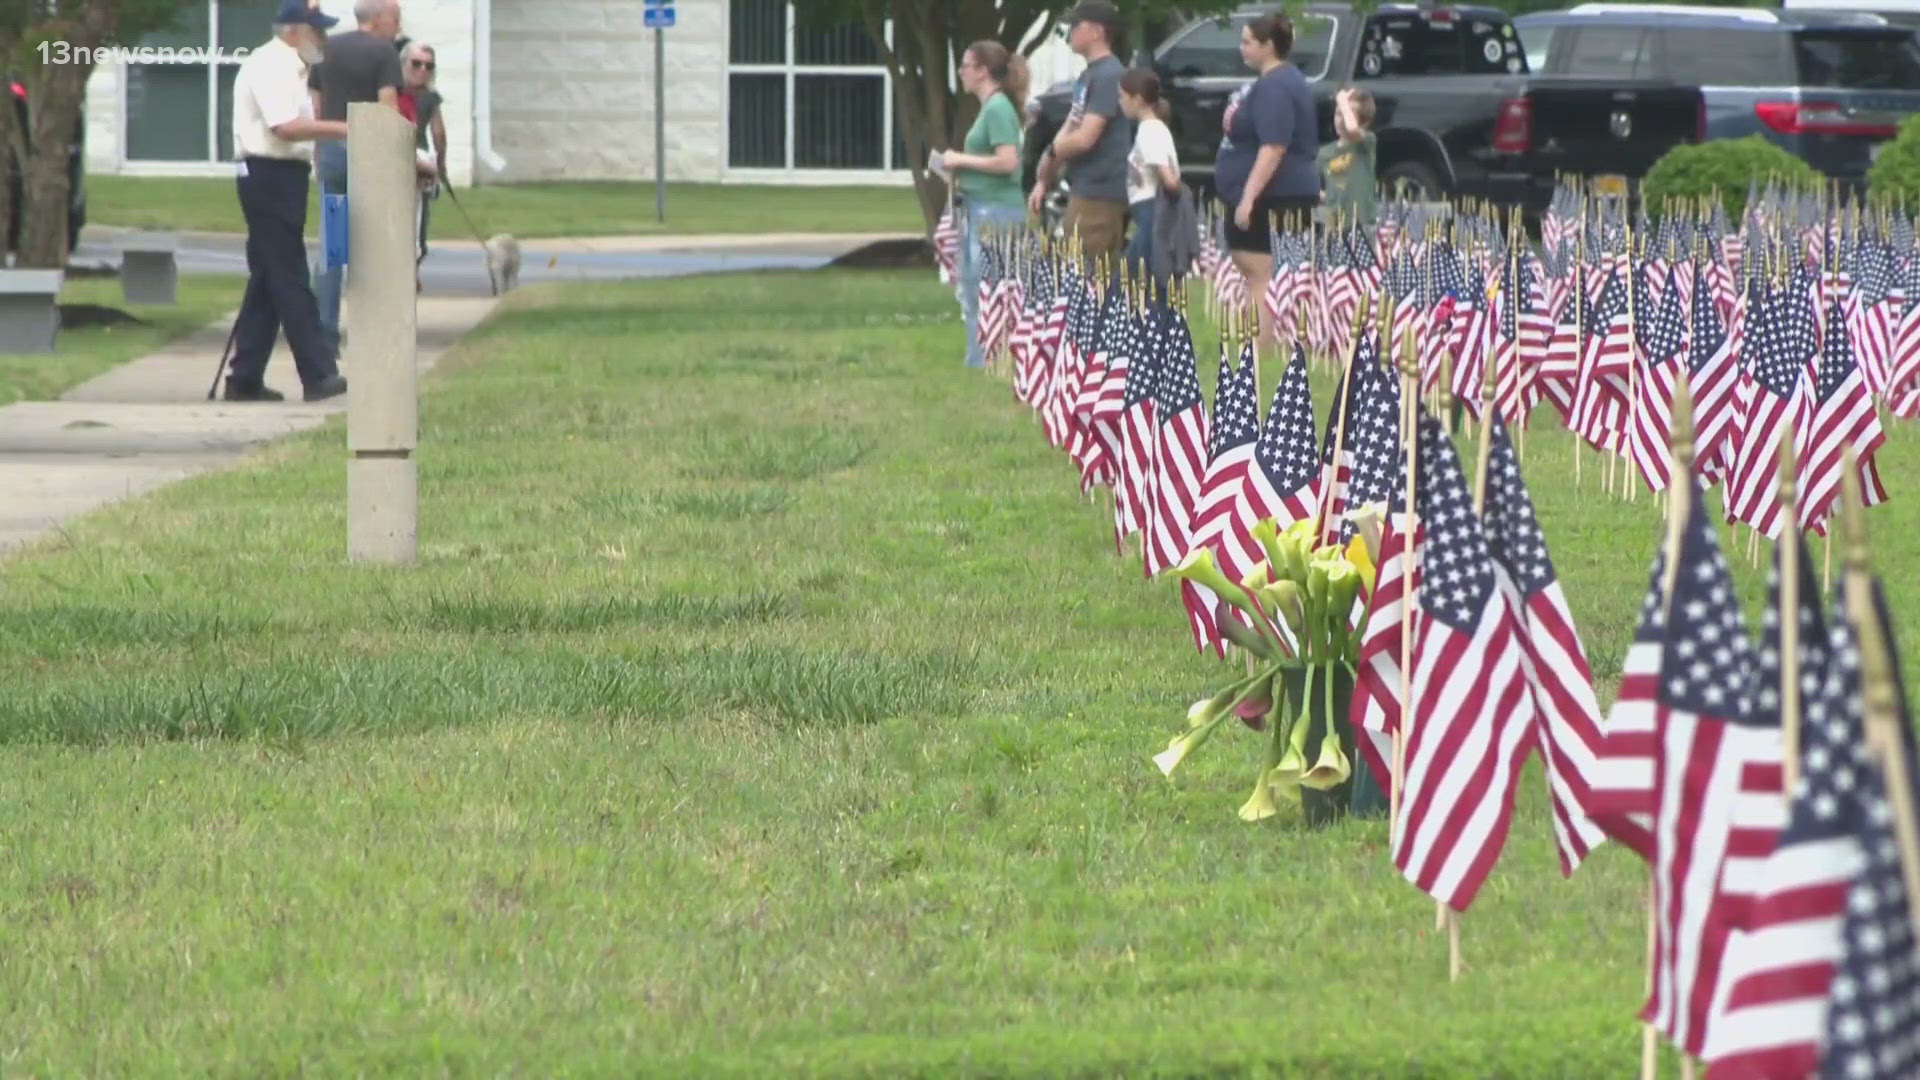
224, 379, 285, 402
304, 375, 348, 402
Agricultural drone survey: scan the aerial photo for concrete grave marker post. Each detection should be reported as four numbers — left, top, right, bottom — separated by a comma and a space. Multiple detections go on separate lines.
119, 233, 178, 305
0, 269, 62, 353
344, 101, 419, 565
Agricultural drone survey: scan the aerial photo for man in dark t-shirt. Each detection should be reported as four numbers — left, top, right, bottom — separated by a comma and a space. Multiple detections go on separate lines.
1029, 0, 1132, 263
307, 0, 407, 361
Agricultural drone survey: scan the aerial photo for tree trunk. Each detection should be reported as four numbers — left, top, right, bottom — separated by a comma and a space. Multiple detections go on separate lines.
0, 32, 18, 264
16, 57, 92, 268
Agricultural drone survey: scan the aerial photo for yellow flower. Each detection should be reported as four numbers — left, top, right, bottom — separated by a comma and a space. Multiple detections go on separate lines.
1344, 535, 1376, 594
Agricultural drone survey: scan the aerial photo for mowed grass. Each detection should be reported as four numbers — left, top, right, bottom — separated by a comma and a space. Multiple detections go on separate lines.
85, 176, 925, 239
0, 274, 245, 403
0, 269, 1912, 1073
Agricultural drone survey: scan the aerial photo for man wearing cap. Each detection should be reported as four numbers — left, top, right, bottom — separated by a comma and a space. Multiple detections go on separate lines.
1028, 0, 1132, 262
223, 0, 349, 402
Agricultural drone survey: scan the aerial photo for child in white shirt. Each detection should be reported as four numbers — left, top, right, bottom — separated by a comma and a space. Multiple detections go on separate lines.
1120, 68, 1180, 297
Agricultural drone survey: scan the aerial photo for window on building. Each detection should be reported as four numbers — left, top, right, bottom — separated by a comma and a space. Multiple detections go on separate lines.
727, 0, 903, 174
124, 0, 270, 163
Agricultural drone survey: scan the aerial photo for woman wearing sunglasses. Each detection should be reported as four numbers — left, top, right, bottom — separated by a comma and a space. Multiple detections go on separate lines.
398, 41, 447, 280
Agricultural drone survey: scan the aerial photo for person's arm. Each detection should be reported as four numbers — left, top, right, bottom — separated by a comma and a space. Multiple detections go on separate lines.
1051, 112, 1107, 160
431, 110, 449, 180
261, 66, 346, 142
379, 49, 405, 111
1145, 123, 1180, 190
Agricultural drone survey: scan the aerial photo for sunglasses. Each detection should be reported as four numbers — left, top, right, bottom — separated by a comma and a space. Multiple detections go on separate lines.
409, 59, 434, 70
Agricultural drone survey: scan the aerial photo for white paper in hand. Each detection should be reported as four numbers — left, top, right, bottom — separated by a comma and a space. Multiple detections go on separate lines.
927, 148, 950, 179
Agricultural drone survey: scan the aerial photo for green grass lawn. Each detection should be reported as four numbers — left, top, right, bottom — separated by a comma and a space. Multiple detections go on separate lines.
0, 268, 1910, 1073
85, 177, 928, 240
0, 274, 245, 404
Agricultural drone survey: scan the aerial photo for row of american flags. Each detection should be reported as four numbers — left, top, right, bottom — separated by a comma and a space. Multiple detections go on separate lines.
944, 180, 1920, 1077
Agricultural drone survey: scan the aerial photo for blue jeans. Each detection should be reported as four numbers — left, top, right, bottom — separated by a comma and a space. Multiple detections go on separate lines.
961, 201, 1025, 367
313, 140, 348, 362
1124, 197, 1169, 306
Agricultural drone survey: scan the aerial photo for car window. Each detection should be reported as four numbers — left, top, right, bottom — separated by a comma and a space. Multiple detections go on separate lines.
1159, 13, 1336, 80
1515, 23, 1558, 74
1356, 13, 1526, 78
1560, 25, 1650, 78
1792, 30, 1920, 89
1654, 28, 1790, 84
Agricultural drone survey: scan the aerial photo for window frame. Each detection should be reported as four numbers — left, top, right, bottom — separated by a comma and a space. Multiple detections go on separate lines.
120, 0, 254, 169
725, 0, 902, 179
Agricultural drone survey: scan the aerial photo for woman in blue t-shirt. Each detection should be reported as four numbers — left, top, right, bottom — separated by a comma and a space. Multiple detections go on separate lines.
1213, 13, 1319, 342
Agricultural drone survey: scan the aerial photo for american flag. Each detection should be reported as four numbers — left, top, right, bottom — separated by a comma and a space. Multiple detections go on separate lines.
1819, 580, 1920, 1080
1321, 330, 1402, 544
1847, 238, 1897, 399
1392, 412, 1537, 912
1688, 259, 1742, 487
934, 205, 959, 285
1886, 254, 1920, 419
1642, 479, 1781, 1059
1479, 418, 1609, 876
1146, 312, 1210, 580
1703, 537, 1846, 1079
1628, 267, 1688, 494
1801, 295, 1888, 534
1116, 307, 1164, 561
1240, 343, 1323, 534
1726, 283, 1815, 539
1589, 541, 1667, 861
1183, 342, 1262, 654
1349, 400, 1416, 798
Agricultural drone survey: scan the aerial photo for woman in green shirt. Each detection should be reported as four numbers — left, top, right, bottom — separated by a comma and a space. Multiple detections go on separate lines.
942, 41, 1028, 368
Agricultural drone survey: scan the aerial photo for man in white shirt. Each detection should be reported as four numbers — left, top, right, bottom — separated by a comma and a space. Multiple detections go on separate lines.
222, 0, 350, 402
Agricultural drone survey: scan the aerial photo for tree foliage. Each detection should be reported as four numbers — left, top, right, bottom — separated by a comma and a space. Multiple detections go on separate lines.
7, 0, 200, 265
1641, 136, 1820, 222
1866, 113, 1920, 207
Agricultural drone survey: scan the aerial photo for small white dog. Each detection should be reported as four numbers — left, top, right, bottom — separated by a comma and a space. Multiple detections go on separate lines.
483, 234, 520, 294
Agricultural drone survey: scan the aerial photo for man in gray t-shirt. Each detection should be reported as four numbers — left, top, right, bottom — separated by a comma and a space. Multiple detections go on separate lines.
1029, 0, 1132, 262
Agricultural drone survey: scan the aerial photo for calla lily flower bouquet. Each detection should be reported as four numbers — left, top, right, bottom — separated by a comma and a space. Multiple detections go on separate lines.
1154, 513, 1381, 822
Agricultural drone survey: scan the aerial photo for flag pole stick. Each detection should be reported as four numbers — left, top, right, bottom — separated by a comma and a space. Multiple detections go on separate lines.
1779, 415, 1801, 797
1645, 374, 1696, 1080
1434, 364, 1459, 938
1316, 293, 1370, 548
1392, 323, 1419, 849
1840, 448, 1920, 948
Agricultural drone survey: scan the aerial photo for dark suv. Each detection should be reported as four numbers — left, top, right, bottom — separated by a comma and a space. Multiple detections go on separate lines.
1515, 5, 1920, 184
6, 79, 88, 259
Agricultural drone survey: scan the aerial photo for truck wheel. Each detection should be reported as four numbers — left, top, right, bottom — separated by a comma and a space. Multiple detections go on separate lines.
1379, 161, 1444, 204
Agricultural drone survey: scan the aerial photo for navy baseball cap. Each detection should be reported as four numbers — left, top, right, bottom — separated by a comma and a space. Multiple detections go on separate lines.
274, 0, 339, 28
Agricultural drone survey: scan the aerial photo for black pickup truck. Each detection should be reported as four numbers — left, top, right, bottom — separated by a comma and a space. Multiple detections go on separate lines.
1025, 2, 1704, 217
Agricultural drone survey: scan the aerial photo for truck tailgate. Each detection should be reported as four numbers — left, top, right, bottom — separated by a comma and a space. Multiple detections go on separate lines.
1524, 80, 1701, 179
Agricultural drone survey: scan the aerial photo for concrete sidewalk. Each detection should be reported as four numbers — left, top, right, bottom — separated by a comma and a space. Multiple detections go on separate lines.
83, 225, 918, 255
0, 295, 498, 554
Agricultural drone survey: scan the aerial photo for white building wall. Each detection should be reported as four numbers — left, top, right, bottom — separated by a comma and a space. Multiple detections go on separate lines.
80, 0, 477, 183
488, 0, 725, 183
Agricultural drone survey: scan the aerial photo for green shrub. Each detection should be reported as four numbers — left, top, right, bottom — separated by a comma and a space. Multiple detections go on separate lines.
1641, 136, 1820, 221
1867, 112, 1920, 205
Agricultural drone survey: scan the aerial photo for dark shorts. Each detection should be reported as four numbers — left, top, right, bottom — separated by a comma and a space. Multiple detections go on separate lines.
1222, 194, 1318, 253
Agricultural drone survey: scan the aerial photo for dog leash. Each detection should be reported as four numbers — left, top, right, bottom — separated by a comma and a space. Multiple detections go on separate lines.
439, 181, 501, 297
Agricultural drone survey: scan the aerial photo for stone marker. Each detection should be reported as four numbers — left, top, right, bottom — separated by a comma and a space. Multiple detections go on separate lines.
0, 269, 62, 354
120, 232, 178, 305
344, 102, 419, 565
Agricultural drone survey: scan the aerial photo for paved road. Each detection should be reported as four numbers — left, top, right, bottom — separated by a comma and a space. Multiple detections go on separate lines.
72, 231, 892, 297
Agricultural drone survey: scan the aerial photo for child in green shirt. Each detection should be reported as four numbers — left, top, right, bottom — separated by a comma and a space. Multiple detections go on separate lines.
1317, 87, 1376, 228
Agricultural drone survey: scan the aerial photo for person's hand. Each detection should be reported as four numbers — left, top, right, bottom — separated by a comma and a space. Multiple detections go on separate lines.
1028, 184, 1047, 217
1234, 201, 1253, 230
939, 150, 957, 173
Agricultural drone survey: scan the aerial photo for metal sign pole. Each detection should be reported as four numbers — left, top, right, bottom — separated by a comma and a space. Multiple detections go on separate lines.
656, 25, 665, 222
